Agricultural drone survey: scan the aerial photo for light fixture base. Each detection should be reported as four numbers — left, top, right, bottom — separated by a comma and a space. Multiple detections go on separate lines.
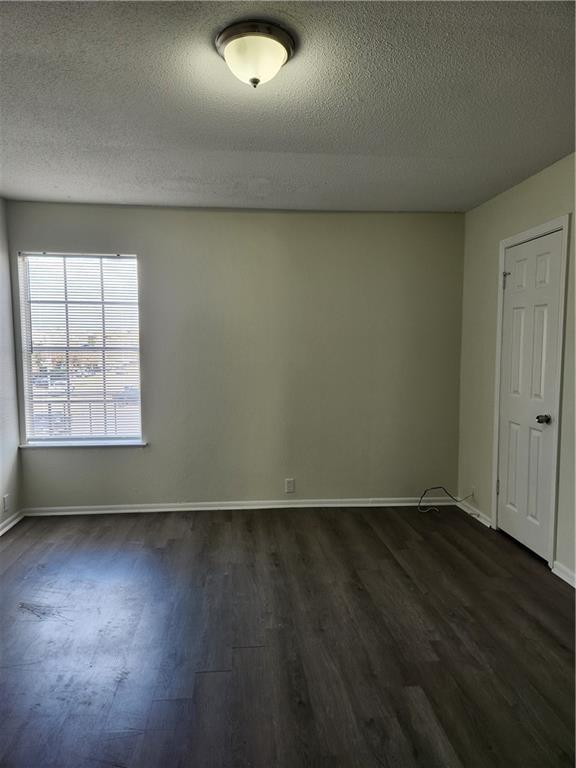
215, 21, 296, 63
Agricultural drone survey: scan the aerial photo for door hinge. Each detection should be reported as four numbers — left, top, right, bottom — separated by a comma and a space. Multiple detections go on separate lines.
496, 477, 500, 495
503, 271, 511, 290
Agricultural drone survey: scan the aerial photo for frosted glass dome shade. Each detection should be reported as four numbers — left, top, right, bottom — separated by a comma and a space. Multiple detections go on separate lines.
224, 36, 287, 87
216, 22, 295, 89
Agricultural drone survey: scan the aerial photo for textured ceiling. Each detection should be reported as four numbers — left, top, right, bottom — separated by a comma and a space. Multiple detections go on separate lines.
0, 1, 574, 211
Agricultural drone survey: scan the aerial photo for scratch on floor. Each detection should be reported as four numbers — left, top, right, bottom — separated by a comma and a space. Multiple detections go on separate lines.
0, 659, 43, 669
17, 601, 69, 622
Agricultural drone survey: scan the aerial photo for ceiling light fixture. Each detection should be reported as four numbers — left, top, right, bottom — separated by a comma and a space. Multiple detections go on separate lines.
215, 21, 295, 89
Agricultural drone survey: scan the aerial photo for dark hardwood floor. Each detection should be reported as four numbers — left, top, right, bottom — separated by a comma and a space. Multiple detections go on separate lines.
0, 506, 573, 767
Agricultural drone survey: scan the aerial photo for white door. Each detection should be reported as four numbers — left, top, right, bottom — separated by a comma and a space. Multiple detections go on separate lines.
498, 229, 565, 559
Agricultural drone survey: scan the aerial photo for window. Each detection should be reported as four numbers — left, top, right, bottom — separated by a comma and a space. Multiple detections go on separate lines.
18, 252, 142, 445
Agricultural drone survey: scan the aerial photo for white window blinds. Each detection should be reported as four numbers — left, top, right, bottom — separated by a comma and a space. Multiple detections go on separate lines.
18, 252, 142, 443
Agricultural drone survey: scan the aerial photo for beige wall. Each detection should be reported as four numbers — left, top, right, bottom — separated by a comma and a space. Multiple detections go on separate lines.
459, 154, 574, 572
6, 203, 464, 509
0, 199, 20, 525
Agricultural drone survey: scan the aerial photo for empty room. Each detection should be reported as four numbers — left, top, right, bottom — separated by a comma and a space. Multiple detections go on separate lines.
0, 2, 574, 766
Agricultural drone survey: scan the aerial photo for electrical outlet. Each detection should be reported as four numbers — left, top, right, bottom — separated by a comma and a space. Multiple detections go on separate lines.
2, 494, 10, 515
284, 478, 295, 494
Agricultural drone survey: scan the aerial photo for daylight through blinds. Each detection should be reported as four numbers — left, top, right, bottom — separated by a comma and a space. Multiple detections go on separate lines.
19, 253, 142, 442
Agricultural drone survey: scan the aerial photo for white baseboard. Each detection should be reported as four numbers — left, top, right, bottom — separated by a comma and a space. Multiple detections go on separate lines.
19, 496, 456, 519
551, 562, 576, 588
456, 499, 492, 528
0, 495, 495, 533
0, 510, 24, 536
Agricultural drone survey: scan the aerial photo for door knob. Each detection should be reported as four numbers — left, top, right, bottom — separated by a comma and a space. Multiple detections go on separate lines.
536, 414, 552, 425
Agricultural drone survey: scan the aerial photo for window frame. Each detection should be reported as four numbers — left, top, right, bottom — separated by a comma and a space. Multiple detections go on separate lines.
15, 251, 146, 448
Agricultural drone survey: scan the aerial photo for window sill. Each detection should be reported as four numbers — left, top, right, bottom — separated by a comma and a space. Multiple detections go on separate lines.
20, 440, 148, 449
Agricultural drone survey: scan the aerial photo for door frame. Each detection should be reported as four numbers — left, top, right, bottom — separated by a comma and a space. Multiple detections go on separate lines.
491, 215, 570, 566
